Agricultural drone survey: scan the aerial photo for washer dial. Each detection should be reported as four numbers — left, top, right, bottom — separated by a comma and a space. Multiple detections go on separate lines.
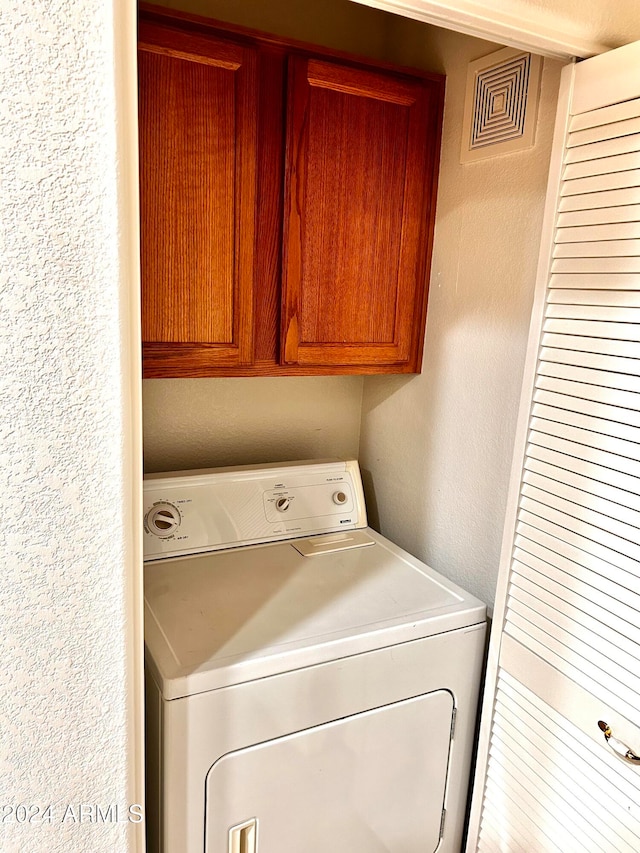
146, 502, 181, 537
333, 490, 348, 505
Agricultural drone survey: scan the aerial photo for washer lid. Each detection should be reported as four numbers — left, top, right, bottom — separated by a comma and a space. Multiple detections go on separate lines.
144, 528, 486, 700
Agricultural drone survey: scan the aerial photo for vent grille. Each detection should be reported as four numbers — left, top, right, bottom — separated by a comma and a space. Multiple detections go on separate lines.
461, 47, 541, 163
471, 54, 530, 148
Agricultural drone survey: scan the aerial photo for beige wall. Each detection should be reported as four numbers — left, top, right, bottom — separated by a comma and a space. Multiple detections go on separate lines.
144, 377, 363, 472
150, 0, 395, 55
359, 25, 563, 608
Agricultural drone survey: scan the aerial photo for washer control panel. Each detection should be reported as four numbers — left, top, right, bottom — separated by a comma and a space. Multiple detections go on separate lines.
145, 502, 181, 537
143, 459, 367, 561
263, 481, 354, 523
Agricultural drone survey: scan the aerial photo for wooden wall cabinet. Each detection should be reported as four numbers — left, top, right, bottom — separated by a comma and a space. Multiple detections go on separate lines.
138, 8, 444, 377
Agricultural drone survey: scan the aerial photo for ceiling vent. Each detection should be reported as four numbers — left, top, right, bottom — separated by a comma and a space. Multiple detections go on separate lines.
461, 47, 542, 163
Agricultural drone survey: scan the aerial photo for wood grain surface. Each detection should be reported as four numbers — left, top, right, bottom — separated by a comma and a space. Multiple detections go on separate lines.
138, 21, 257, 364
281, 56, 441, 369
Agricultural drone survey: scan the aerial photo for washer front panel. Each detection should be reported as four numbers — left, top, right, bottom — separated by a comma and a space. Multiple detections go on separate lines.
152, 623, 487, 853
205, 691, 453, 853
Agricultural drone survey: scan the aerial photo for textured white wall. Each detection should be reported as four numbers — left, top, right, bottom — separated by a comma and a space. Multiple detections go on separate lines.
144, 378, 363, 472
359, 28, 563, 608
0, 0, 143, 851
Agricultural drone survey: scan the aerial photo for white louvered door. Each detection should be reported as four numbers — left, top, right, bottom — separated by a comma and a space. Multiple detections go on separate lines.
468, 41, 640, 853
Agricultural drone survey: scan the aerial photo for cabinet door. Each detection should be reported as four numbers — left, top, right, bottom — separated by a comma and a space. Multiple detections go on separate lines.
139, 22, 257, 373
282, 57, 442, 371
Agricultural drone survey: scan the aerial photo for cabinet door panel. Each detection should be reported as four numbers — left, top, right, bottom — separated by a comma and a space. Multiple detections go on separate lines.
139, 22, 257, 368
282, 57, 441, 369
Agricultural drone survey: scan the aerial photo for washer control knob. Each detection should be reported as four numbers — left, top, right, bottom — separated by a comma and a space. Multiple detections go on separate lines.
333, 490, 348, 505
275, 497, 290, 512
146, 502, 181, 537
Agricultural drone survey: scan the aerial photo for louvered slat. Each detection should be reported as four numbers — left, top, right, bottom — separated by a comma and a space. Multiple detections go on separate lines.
524, 451, 640, 512
492, 717, 637, 852
565, 132, 640, 163
546, 302, 640, 320
556, 204, 640, 227
519, 501, 640, 577
528, 451, 640, 516
528, 435, 640, 497
533, 402, 640, 449
561, 170, 640, 196
477, 828, 514, 853
544, 317, 640, 341
482, 763, 572, 853
563, 151, 640, 181
535, 375, 640, 417
540, 346, 640, 376
556, 221, 640, 241
487, 740, 611, 853
567, 116, 640, 148
492, 707, 636, 833
480, 812, 534, 853
544, 392, 640, 432
523, 464, 640, 528
484, 757, 592, 853
477, 837, 504, 853
530, 414, 640, 460
481, 801, 534, 853
569, 97, 640, 133
505, 617, 640, 726
558, 186, 640, 213
541, 331, 640, 357
538, 352, 640, 386
522, 485, 640, 554
552, 257, 640, 273
482, 786, 551, 848
509, 577, 640, 669
553, 239, 640, 257
500, 671, 640, 792
514, 547, 640, 628
509, 580, 640, 675
546, 290, 640, 306
538, 357, 640, 393
515, 526, 640, 612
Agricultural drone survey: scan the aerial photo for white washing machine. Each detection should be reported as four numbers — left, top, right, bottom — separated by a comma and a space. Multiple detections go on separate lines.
143, 459, 486, 853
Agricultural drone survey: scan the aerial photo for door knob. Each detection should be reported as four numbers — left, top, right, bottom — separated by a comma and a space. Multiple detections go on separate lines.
598, 721, 640, 765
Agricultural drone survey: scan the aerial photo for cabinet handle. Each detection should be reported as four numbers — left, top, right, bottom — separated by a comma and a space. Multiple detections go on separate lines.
228, 818, 257, 853
598, 721, 640, 764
